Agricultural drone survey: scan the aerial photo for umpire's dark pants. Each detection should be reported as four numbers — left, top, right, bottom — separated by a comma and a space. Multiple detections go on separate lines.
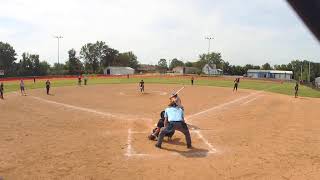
156, 121, 192, 147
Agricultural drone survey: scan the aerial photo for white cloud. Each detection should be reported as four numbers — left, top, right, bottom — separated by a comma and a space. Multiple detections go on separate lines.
0, 0, 319, 66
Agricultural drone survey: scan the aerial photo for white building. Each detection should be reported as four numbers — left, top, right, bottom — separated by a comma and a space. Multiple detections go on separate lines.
202, 64, 223, 75
315, 77, 320, 88
103, 66, 134, 75
247, 69, 293, 80
172, 66, 198, 74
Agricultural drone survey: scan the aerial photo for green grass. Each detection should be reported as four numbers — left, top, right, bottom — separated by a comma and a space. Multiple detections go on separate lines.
2, 77, 320, 98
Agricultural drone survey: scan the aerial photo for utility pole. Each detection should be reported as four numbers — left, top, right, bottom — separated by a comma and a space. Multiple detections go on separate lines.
54, 35, 63, 70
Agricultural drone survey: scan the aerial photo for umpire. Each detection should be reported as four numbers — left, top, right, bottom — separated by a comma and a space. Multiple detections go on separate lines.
155, 99, 192, 149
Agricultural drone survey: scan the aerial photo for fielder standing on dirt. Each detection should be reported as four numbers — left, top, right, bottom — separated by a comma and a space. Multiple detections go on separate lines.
139, 80, 145, 93
155, 98, 192, 149
191, 77, 194, 85
78, 75, 82, 86
45, 80, 51, 95
0, 82, 4, 99
84, 75, 88, 85
20, 79, 26, 96
233, 77, 240, 92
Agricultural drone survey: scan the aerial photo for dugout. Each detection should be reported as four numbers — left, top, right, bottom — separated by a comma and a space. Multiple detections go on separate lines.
103, 66, 134, 75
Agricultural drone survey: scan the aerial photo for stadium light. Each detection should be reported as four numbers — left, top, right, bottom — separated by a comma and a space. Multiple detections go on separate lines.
54, 35, 63, 66
205, 36, 214, 54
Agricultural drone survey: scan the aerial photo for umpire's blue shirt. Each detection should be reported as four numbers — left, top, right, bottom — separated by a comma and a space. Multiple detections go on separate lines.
164, 106, 184, 122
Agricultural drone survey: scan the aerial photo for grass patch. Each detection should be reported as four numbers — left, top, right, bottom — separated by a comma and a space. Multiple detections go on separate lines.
1, 76, 320, 98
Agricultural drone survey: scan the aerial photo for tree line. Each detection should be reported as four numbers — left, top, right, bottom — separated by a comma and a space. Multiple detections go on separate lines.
0, 41, 139, 76
158, 52, 320, 82
1, 41, 319, 81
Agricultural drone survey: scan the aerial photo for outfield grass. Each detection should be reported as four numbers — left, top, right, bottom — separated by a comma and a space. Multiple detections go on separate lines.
2, 76, 320, 98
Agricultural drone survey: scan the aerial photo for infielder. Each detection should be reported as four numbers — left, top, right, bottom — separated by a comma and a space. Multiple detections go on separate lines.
294, 82, 299, 98
233, 78, 240, 92
78, 76, 82, 86
45, 80, 51, 95
139, 80, 145, 93
20, 79, 26, 96
0, 82, 4, 99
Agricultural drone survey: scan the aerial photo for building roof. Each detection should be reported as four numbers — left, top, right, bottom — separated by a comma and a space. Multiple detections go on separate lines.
172, 66, 184, 70
106, 66, 134, 70
203, 64, 217, 69
247, 69, 293, 74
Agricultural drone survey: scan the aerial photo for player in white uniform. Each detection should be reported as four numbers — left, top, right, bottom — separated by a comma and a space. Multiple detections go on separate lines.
20, 80, 26, 96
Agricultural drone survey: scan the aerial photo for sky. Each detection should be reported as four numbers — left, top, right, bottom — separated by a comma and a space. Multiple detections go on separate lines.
0, 0, 319, 66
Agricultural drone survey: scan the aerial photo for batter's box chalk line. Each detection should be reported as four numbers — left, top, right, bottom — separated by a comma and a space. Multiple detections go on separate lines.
125, 129, 218, 158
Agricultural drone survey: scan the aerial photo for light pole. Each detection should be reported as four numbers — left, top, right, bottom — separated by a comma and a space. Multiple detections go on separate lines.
54, 35, 63, 67
308, 61, 311, 82
205, 36, 214, 55
300, 65, 303, 82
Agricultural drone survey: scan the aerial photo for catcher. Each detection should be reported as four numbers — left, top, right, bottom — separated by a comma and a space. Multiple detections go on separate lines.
148, 110, 175, 141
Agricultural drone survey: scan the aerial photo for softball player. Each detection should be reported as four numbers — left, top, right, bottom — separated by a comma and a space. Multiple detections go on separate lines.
294, 82, 299, 98
0, 82, 4, 99
46, 80, 51, 95
139, 80, 144, 92
20, 80, 26, 96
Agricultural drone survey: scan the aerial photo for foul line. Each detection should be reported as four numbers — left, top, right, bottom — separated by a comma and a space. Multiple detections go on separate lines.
193, 130, 217, 153
29, 95, 150, 122
186, 91, 262, 121
241, 95, 264, 106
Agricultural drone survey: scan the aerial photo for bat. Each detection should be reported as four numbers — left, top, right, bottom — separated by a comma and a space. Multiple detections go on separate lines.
170, 86, 185, 97
175, 86, 185, 94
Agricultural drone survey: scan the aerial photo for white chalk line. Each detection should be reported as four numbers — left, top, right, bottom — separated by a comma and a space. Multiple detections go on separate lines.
126, 129, 133, 156
193, 130, 217, 153
127, 129, 217, 157
241, 95, 264, 106
186, 91, 262, 121
29, 95, 151, 122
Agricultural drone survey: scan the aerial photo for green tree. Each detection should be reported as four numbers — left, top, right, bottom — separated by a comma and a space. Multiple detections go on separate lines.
169, 58, 184, 69
185, 61, 193, 67
196, 52, 224, 69
261, 63, 272, 70
80, 41, 107, 73
0, 42, 17, 76
66, 49, 82, 74
38, 61, 51, 75
157, 59, 168, 73
101, 48, 119, 67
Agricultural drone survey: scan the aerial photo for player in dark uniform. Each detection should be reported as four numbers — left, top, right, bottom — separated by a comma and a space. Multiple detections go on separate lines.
45, 80, 51, 95
148, 111, 175, 141
0, 82, 4, 99
191, 77, 194, 85
139, 80, 144, 93
84, 76, 88, 85
233, 78, 240, 92
78, 76, 82, 86
294, 82, 299, 98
